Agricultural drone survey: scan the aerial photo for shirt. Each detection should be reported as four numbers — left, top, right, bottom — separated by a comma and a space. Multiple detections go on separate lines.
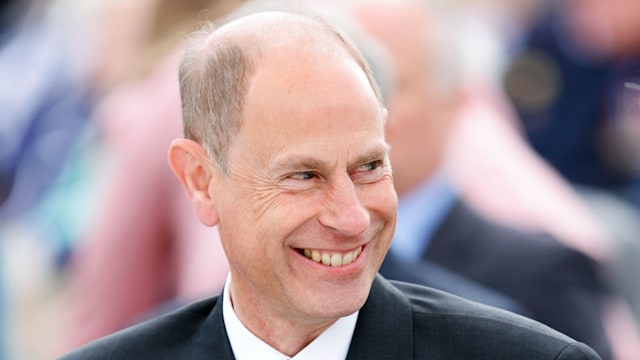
390, 171, 458, 263
222, 274, 358, 360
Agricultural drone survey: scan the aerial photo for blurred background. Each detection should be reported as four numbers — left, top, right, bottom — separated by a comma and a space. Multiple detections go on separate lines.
1, 0, 639, 358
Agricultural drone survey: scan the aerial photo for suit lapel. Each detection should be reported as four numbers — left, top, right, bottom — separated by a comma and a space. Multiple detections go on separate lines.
346, 275, 413, 359
190, 292, 236, 359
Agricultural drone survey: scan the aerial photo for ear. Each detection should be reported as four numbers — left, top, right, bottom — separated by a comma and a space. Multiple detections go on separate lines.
168, 139, 220, 227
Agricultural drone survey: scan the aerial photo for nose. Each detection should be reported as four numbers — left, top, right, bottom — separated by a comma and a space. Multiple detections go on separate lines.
318, 175, 370, 237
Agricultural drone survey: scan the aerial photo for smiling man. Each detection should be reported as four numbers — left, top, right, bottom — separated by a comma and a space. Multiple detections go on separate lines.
60, 8, 601, 360
177, 11, 397, 356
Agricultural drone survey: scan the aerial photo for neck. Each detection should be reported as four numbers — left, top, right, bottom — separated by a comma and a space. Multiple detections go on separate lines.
229, 279, 336, 356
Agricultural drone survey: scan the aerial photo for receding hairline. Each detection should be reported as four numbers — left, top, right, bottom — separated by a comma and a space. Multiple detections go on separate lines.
183, 9, 385, 111
206, 11, 313, 43
179, 9, 386, 173
201, 10, 373, 68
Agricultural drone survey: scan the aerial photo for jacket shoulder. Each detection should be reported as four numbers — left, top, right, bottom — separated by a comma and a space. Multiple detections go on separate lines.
59, 296, 220, 360
390, 280, 602, 359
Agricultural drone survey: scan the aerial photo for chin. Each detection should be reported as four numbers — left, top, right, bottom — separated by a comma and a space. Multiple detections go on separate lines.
312, 298, 365, 321
311, 279, 372, 318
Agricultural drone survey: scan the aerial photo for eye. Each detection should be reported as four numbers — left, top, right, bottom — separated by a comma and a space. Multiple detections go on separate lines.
359, 160, 382, 172
281, 171, 320, 191
289, 171, 317, 181
351, 160, 385, 183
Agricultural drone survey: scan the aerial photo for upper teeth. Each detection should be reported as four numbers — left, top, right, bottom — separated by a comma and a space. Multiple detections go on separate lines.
303, 246, 362, 267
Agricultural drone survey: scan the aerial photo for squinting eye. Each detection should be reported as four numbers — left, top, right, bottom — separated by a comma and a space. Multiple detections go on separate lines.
350, 160, 385, 184
360, 160, 382, 172
289, 171, 316, 180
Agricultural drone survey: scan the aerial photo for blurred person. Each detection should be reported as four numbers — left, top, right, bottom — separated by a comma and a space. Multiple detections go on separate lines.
88, 0, 241, 95
347, 0, 616, 357
0, 0, 93, 219
0, 0, 29, 44
60, 0, 244, 352
579, 184, 640, 319
504, 0, 640, 348
423, 0, 614, 263
60, 52, 231, 352
60, 9, 601, 360
0, 0, 27, 355
504, 0, 640, 209
0, 0, 96, 358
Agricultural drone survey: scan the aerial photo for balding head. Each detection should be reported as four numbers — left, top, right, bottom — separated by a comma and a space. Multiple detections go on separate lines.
179, 10, 383, 174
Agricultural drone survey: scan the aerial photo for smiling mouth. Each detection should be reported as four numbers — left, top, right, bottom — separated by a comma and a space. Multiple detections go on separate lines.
297, 246, 363, 267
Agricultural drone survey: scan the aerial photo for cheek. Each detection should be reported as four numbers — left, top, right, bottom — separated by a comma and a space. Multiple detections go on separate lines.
218, 210, 276, 282
250, 191, 322, 244
216, 188, 271, 262
251, 190, 287, 227
362, 178, 397, 223
362, 180, 397, 264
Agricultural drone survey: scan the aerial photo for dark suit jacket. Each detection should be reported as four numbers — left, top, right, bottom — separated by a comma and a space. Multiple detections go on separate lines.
422, 200, 611, 359
60, 275, 601, 359
380, 251, 530, 316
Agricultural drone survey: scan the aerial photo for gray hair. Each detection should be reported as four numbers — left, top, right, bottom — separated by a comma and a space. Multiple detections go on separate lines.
179, 24, 252, 175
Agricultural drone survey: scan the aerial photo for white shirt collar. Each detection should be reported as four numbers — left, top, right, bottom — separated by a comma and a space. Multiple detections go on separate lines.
222, 274, 359, 360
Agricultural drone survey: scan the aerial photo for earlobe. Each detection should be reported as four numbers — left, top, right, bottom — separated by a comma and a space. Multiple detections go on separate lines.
168, 139, 220, 227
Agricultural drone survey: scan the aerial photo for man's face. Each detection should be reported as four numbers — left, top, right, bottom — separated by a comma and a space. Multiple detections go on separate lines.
214, 51, 397, 325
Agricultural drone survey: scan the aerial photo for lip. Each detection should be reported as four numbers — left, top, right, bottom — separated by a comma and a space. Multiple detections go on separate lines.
292, 244, 368, 275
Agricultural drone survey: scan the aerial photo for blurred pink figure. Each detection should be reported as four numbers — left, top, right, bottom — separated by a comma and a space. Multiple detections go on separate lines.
443, 81, 640, 359
443, 82, 613, 263
62, 52, 229, 352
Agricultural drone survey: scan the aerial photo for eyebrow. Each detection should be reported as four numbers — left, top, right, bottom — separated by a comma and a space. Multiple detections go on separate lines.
272, 156, 326, 174
271, 142, 391, 174
353, 142, 391, 167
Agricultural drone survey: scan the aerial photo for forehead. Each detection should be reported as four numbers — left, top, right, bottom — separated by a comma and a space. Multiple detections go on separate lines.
236, 47, 385, 156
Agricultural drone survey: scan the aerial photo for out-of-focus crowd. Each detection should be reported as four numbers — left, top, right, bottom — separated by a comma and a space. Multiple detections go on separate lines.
1, 0, 640, 359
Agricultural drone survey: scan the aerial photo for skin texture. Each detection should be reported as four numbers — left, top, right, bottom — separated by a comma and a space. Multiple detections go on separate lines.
168, 13, 397, 357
